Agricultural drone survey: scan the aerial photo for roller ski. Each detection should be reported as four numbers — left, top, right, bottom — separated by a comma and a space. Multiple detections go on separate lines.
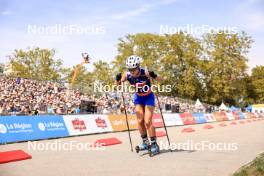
135, 142, 150, 153
148, 143, 160, 157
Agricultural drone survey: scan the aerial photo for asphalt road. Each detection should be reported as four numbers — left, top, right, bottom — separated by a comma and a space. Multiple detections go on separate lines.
1, 118, 264, 176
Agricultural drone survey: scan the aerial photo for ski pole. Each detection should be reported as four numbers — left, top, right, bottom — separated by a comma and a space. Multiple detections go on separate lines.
145, 66, 172, 151
155, 92, 172, 152
120, 91, 133, 152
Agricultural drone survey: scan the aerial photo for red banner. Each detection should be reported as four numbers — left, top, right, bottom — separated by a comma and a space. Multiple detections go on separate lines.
232, 112, 240, 120
180, 113, 196, 125
152, 114, 164, 127
212, 112, 228, 121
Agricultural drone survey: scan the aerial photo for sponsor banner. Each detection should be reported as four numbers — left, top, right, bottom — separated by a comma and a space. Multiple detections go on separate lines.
63, 115, 95, 135
88, 114, 113, 133
226, 113, 235, 121
204, 114, 216, 123
108, 114, 138, 132
212, 112, 228, 121
35, 116, 69, 139
237, 112, 246, 119
244, 113, 250, 119
63, 114, 113, 135
0, 115, 69, 144
163, 114, 184, 126
259, 113, 264, 118
254, 113, 259, 118
192, 113, 207, 124
245, 113, 256, 119
179, 113, 196, 125
152, 114, 164, 127
232, 112, 241, 120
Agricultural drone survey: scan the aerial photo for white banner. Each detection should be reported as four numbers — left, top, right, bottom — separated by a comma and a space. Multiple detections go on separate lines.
88, 114, 113, 133
226, 113, 235, 121
63, 115, 112, 136
163, 114, 184, 126
204, 113, 216, 123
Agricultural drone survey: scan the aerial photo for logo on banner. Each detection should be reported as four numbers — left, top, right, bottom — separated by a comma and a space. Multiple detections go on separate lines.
186, 117, 192, 121
205, 114, 213, 120
113, 120, 125, 126
95, 117, 107, 129
0, 124, 7, 134
38, 123, 46, 131
38, 121, 65, 131
129, 119, 137, 126
153, 119, 162, 123
72, 118, 86, 131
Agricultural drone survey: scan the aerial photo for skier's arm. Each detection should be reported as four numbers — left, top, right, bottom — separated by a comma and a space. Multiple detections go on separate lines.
115, 72, 127, 85
147, 71, 163, 82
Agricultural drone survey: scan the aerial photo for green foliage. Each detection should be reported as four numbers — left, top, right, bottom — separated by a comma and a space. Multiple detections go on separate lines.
0, 63, 4, 74
9, 47, 63, 81
251, 66, 264, 103
233, 153, 264, 176
201, 31, 253, 105
5, 31, 263, 105
69, 60, 114, 95
93, 60, 115, 86
113, 32, 255, 105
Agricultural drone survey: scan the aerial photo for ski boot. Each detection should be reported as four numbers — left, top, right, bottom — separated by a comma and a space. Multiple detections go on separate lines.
135, 142, 150, 153
148, 143, 160, 157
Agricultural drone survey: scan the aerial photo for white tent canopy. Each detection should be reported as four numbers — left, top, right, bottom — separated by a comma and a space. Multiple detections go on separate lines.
195, 99, 204, 109
219, 102, 228, 111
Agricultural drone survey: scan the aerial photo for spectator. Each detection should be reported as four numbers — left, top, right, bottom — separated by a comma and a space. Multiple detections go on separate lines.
0, 75, 218, 115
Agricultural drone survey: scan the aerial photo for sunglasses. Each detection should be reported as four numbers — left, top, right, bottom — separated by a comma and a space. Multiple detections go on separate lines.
128, 68, 138, 72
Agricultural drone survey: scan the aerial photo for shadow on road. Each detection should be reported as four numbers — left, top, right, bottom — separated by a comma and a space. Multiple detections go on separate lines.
139, 148, 196, 157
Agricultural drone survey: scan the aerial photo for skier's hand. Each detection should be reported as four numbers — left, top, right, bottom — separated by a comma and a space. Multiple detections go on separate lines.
115, 73, 122, 85
149, 71, 157, 79
115, 73, 122, 81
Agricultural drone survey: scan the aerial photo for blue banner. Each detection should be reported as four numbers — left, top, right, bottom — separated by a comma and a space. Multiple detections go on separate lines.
192, 113, 207, 124
0, 115, 69, 144
238, 112, 246, 119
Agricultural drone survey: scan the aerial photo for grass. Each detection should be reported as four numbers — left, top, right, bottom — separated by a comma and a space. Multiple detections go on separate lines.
233, 153, 264, 176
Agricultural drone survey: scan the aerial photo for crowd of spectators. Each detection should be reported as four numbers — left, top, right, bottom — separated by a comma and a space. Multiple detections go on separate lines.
0, 76, 215, 116
0, 76, 83, 115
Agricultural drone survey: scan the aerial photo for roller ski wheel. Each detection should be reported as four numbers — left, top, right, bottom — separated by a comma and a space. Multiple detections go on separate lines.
135, 143, 149, 153
148, 144, 160, 157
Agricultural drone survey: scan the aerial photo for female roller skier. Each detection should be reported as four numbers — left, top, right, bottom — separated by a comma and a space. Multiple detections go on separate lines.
115, 55, 163, 155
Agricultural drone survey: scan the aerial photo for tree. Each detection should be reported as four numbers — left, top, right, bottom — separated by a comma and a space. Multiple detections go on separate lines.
113, 33, 165, 72
93, 60, 114, 86
160, 33, 203, 99
202, 31, 253, 105
0, 63, 4, 74
9, 47, 64, 81
113, 33, 204, 100
251, 66, 264, 103
66, 60, 114, 95
243, 75, 256, 106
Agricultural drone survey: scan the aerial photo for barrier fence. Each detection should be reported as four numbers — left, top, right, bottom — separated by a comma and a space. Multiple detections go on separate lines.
0, 112, 263, 144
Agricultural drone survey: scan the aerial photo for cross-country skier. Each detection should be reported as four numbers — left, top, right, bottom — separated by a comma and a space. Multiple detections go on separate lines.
115, 55, 163, 155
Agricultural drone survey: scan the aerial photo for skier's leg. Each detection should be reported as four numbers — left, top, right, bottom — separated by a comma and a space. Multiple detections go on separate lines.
144, 105, 156, 142
135, 104, 149, 150
145, 105, 159, 154
135, 104, 146, 136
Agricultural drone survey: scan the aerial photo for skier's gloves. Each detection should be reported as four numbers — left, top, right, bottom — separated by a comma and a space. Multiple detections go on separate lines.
149, 71, 157, 79
115, 73, 122, 81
